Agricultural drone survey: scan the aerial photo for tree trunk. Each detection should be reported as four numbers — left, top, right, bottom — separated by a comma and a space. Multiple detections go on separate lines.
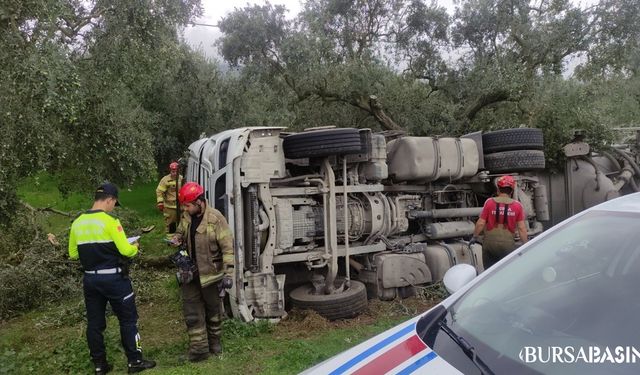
350, 95, 403, 131
464, 90, 510, 121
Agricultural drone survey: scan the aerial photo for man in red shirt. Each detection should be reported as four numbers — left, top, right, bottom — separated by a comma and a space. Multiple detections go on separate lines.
471, 175, 528, 269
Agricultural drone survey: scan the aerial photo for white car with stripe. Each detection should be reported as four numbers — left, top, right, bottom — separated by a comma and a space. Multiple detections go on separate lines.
303, 193, 640, 375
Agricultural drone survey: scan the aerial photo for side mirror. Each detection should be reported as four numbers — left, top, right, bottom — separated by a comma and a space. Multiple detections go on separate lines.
443, 264, 477, 295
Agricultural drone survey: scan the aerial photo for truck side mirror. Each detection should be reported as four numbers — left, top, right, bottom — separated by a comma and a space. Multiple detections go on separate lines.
443, 264, 477, 294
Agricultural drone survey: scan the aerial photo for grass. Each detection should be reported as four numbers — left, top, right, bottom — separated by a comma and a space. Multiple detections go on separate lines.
2, 173, 442, 374
16, 172, 169, 257
0, 295, 434, 375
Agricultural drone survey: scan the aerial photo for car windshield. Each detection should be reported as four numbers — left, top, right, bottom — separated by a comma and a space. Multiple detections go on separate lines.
448, 210, 640, 374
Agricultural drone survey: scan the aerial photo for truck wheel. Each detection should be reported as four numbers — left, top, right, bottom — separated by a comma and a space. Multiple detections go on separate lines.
289, 279, 368, 320
482, 128, 544, 153
484, 150, 546, 172
283, 128, 363, 159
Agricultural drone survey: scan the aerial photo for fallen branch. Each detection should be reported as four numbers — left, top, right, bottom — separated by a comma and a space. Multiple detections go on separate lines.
21, 202, 73, 217
137, 256, 173, 270
40, 207, 74, 217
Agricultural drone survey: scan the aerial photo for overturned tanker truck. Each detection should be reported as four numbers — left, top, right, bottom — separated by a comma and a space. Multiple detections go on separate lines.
184, 126, 639, 321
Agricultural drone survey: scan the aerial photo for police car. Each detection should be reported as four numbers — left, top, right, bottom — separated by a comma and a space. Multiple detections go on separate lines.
302, 193, 640, 374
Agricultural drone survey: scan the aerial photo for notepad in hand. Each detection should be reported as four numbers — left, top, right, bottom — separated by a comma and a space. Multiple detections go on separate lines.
127, 236, 141, 244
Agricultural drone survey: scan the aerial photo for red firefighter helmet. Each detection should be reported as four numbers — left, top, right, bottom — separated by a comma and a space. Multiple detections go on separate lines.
169, 162, 179, 171
179, 182, 204, 205
496, 175, 516, 189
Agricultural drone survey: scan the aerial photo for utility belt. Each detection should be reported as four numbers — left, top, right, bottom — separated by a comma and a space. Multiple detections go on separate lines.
84, 260, 131, 277
84, 267, 122, 275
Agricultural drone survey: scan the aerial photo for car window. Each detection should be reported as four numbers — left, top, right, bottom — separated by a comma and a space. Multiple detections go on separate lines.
448, 211, 640, 374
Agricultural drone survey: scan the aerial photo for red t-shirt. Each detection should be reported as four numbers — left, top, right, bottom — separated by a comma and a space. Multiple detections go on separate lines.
480, 198, 525, 233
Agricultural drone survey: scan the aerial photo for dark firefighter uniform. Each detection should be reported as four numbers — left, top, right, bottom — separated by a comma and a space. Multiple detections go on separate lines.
68, 204, 145, 370
174, 205, 235, 358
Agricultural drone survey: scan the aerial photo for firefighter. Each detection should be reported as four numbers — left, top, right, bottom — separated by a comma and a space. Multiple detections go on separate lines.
68, 183, 156, 374
156, 162, 184, 235
471, 175, 528, 269
170, 182, 234, 362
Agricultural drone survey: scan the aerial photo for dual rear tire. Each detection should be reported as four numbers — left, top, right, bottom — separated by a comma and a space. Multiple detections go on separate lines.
283, 128, 364, 159
482, 128, 545, 172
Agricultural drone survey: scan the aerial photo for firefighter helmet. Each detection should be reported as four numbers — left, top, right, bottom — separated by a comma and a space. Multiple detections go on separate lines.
496, 175, 516, 189
169, 162, 179, 170
179, 182, 204, 204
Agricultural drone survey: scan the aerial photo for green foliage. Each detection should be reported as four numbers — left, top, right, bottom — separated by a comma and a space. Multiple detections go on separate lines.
0, 234, 80, 319
578, 0, 640, 78
524, 79, 614, 170
1, 175, 169, 319
0, 209, 41, 260
144, 48, 228, 170
586, 76, 640, 127
219, 74, 297, 129
3, 0, 639, 224
222, 319, 274, 339
218, 3, 290, 67
0, 0, 205, 224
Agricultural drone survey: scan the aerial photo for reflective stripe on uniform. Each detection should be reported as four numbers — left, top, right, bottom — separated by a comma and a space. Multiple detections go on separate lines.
69, 211, 138, 270
77, 239, 116, 245
85, 267, 122, 274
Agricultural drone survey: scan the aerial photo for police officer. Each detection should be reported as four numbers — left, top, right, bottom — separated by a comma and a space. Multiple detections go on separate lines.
156, 162, 184, 235
471, 175, 528, 269
171, 182, 234, 362
68, 183, 156, 374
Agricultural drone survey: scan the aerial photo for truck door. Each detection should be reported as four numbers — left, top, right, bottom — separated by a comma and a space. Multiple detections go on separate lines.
211, 137, 231, 217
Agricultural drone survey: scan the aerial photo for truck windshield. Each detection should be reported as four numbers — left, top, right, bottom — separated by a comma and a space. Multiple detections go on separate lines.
447, 210, 640, 374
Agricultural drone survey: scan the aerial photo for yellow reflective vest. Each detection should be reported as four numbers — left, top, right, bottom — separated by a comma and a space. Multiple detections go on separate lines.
68, 210, 138, 271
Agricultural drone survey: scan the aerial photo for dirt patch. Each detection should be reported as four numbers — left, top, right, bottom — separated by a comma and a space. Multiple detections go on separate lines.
273, 296, 442, 340
363, 296, 439, 320
276, 309, 332, 337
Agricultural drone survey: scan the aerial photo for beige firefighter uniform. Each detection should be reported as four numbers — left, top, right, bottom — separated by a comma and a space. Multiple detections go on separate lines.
174, 205, 234, 357
156, 174, 184, 233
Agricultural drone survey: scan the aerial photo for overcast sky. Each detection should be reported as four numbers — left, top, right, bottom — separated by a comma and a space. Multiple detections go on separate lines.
182, 0, 597, 71
182, 0, 300, 59
181, 0, 457, 59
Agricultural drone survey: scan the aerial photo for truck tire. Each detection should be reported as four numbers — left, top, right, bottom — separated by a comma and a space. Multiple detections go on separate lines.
484, 150, 546, 172
283, 128, 364, 159
290, 280, 368, 320
482, 128, 544, 153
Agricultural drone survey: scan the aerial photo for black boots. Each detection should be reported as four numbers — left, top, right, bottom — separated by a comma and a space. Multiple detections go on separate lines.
187, 351, 211, 362
127, 358, 156, 373
210, 336, 222, 355
94, 362, 112, 375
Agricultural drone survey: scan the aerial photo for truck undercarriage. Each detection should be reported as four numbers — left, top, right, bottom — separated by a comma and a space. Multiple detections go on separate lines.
186, 126, 640, 321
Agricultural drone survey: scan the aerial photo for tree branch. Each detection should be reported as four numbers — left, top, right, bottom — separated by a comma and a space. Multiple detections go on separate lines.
22, 202, 73, 217
464, 89, 510, 121
367, 95, 403, 130
58, 6, 106, 40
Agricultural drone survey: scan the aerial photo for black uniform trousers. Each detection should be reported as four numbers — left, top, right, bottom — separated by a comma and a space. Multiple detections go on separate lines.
83, 273, 142, 363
